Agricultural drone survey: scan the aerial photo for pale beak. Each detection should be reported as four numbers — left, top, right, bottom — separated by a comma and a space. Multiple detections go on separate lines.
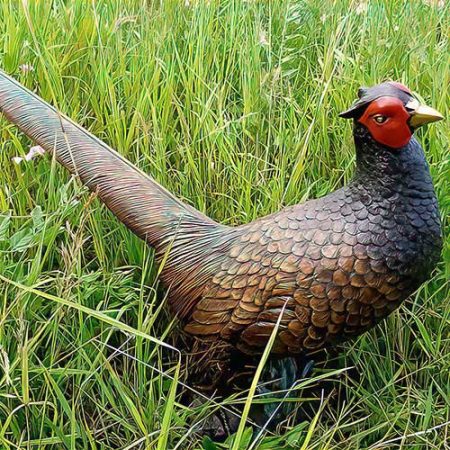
406, 99, 444, 128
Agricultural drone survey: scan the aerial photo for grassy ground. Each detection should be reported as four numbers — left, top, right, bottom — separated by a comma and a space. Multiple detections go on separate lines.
0, 0, 449, 448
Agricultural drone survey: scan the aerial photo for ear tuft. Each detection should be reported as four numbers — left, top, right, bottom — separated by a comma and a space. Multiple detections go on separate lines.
357, 87, 369, 99
339, 86, 371, 119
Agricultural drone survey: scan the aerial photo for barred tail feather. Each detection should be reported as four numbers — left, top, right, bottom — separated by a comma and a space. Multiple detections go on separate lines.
0, 71, 229, 317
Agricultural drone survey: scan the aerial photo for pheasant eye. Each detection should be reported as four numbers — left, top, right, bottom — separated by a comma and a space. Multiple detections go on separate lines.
373, 114, 387, 124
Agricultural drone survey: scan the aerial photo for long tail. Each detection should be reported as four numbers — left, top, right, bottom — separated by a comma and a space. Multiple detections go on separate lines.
0, 70, 229, 317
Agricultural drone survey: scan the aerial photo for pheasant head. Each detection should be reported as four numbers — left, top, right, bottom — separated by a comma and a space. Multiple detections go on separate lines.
339, 81, 443, 149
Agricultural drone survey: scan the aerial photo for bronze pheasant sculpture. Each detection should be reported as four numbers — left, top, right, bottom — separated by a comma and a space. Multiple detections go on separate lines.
0, 73, 443, 383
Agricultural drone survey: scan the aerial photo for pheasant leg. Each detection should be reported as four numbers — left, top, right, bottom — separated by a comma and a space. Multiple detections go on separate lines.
253, 356, 314, 428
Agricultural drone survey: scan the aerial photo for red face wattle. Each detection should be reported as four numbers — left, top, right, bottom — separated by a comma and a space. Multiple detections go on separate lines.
358, 96, 412, 149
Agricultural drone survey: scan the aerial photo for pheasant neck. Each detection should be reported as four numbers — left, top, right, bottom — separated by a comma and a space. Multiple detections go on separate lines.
349, 124, 442, 285
351, 124, 435, 199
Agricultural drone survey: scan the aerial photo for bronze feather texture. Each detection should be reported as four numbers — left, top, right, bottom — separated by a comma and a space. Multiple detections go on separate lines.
0, 73, 443, 375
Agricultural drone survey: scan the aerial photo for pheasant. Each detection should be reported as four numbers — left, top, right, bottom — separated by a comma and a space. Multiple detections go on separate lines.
0, 73, 443, 388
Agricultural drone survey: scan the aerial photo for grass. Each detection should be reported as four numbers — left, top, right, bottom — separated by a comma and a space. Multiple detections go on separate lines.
0, 0, 449, 448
